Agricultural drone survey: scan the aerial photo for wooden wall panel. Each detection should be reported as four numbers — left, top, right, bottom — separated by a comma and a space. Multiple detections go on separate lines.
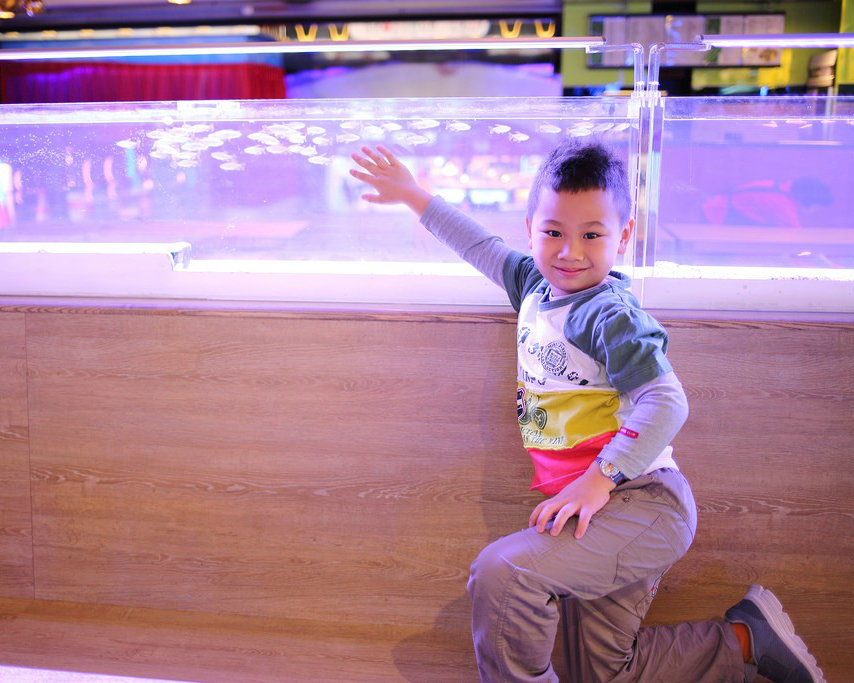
14, 307, 854, 681
647, 318, 854, 680
0, 312, 33, 598
25, 311, 532, 643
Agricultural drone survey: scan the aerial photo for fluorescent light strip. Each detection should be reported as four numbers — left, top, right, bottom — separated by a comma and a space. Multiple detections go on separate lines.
0, 36, 603, 61
698, 33, 854, 48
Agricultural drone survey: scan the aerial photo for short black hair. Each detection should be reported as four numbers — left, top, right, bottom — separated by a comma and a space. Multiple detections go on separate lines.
527, 139, 631, 225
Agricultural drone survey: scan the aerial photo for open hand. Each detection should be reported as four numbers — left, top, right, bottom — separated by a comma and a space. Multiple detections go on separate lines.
528, 464, 615, 539
350, 145, 432, 215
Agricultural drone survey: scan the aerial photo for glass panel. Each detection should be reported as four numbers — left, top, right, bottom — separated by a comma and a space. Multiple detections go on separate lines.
0, 97, 640, 303
654, 96, 854, 281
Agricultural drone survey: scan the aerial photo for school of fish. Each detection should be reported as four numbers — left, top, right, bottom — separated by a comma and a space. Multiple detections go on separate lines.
115, 118, 639, 174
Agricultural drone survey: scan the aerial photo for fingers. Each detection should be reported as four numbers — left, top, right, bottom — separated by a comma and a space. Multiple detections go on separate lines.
550, 502, 580, 537
350, 152, 378, 174
574, 507, 593, 539
528, 500, 548, 529
349, 168, 375, 183
532, 501, 562, 534
375, 144, 397, 166
360, 145, 391, 170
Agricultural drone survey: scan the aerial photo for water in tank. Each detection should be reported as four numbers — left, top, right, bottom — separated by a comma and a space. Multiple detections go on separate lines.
650, 95, 854, 281
0, 96, 640, 303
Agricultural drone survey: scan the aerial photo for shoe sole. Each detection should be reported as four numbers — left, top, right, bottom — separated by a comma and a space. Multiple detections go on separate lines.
745, 584, 826, 683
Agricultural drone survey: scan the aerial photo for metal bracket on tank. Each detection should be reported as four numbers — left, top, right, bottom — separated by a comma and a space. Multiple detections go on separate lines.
585, 42, 646, 95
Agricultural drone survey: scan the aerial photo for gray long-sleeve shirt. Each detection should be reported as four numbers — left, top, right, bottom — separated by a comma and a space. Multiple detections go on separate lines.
420, 196, 687, 487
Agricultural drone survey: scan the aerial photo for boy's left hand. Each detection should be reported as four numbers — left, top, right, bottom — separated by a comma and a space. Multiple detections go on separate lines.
528, 463, 615, 539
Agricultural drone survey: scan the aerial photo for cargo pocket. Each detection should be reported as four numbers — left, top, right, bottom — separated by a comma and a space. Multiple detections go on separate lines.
615, 513, 688, 588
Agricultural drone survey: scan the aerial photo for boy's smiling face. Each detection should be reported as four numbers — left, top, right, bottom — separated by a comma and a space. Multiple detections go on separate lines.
526, 187, 633, 297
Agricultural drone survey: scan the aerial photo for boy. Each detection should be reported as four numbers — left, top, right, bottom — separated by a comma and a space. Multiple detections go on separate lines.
350, 140, 824, 683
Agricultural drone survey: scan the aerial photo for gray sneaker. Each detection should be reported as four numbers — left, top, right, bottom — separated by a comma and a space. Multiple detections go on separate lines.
725, 585, 825, 683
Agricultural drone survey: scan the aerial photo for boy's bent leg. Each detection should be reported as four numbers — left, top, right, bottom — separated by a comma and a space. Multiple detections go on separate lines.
468, 469, 745, 683
468, 471, 692, 683
565, 589, 744, 683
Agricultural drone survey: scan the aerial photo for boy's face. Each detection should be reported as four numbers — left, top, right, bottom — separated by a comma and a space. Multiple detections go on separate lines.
526, 187, 633, 297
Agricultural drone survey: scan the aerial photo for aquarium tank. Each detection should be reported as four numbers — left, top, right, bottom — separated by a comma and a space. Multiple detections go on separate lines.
0, 96, 641, 305
0, 93, 852, 312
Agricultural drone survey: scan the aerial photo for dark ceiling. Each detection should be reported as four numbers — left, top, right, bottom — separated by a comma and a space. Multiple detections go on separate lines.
1, 0, 816, 31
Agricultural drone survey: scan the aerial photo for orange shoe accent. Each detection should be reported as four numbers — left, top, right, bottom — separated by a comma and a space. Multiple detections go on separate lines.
731, 622, 751, 663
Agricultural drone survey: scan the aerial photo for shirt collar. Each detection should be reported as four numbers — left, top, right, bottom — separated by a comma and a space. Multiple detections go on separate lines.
539, 270, 631, 310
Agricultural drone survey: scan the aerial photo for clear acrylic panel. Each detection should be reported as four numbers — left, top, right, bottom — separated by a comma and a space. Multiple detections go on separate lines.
0, 97, 641, 304
652, 96, 854, 280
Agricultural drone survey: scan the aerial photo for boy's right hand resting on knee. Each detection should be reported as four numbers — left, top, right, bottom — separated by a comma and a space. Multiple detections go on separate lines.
529, 461, 615, 540
350, 145, 433, 216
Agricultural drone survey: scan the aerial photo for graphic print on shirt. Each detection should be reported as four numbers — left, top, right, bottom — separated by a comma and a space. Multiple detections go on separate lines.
517, 294, 629, 493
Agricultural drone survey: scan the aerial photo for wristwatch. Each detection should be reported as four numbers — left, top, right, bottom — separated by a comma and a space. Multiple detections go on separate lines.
596, 457, 628, 486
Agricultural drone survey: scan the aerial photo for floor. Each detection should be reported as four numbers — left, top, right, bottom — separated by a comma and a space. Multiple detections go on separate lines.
0, 666, 195, 683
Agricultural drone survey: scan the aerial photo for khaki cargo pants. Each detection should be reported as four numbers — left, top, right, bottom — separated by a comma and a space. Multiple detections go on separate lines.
467, 468, 745, 682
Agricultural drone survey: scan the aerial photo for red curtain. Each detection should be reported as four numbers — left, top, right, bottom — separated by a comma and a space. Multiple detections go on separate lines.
0, 61, 286, 103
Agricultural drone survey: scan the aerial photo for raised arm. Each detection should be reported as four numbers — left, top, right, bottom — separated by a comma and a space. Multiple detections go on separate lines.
350, 145, 519, 290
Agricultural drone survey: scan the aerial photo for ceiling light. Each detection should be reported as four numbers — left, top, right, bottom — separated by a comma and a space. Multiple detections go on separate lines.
0, 0, 44, 16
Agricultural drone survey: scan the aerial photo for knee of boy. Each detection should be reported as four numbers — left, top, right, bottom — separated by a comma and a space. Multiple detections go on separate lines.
467, 540, 521, 599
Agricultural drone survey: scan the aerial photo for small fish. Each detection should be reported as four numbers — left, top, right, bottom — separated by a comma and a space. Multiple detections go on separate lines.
336, 133, 361, 144
264, 124, 298, 136
153, 142, 180, 156
201, 137, 224, 147
116, 139, 138, 149
535, 123, 562, 134
244, 146, 266, 155
362, 125, 385, 136
211, 152, 235, 162
509, 132, 530, 143
446, 121, 471, 132
306, 125, 326, 136
592, 122, 614, 133
287, 144, 305, 154
266, 145, 289, 154
146, 130, 169, 139
381, 122, 402, 132
299, 146, 318, 157
612, 122, 631, 132
248, 132, 280, 145
339, 120, 362, 130
307, 155, 331, 166
219, 162, 245, 171
182, 124, 212, 133
285, 133, 307, 144
489, 124, 511, 135
182, 141, 208, 152
212, 129, 242, 140
402, 132, 430, 146
176, 151, 197, 160
177, 159, 198, 168
569, 128, 593, 137
283, 121, 306, 130
162, 134, 190, 146
149, 149, 172, 160
761, 121, 778, 128
410, 118, 440, 130
312, 136, 332, 146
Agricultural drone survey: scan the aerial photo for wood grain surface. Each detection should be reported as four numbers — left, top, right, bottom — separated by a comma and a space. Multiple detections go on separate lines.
0, 313, 33, 599
1, 305, 852, 681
